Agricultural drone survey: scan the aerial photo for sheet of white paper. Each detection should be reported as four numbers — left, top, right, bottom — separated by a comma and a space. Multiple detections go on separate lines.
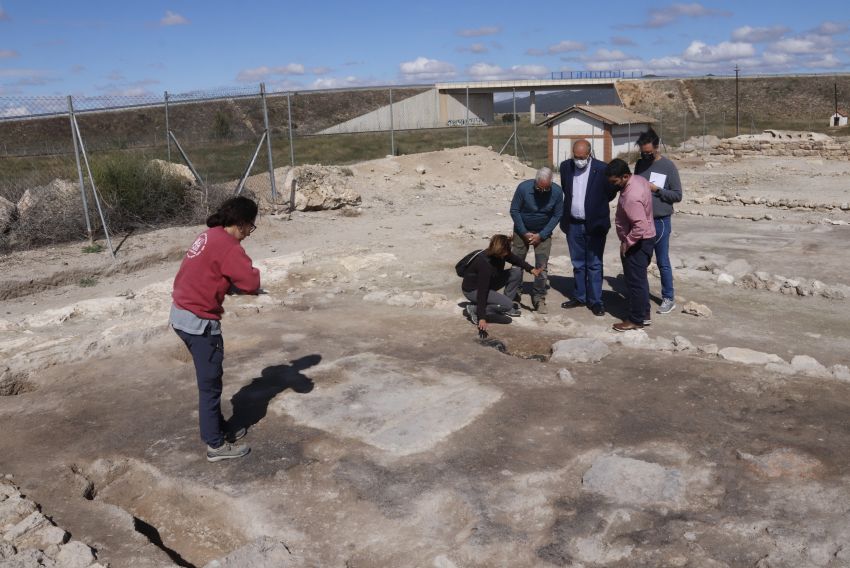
649, 172, 667, 188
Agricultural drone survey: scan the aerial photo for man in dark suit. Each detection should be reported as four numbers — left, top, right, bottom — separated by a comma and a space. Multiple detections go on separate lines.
559, 139, 617, 316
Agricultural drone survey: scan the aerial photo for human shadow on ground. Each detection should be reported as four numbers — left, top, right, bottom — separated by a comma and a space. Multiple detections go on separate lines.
229, 354, 321, 431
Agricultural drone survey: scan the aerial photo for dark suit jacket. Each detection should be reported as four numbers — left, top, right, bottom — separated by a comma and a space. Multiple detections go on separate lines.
559, 158, 617, 236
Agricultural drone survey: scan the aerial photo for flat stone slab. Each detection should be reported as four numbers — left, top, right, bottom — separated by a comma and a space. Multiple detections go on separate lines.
582, 455, 685, 507
550, 338, 611, 364
719, 347, 784, 366
275, 353, 502, 456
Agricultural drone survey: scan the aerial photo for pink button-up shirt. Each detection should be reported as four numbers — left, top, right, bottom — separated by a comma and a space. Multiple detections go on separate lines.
615, 175, 656, 249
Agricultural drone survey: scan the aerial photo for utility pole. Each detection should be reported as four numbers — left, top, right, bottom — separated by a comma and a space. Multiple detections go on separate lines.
735, 65, 740, 137
835, 82, 839, 119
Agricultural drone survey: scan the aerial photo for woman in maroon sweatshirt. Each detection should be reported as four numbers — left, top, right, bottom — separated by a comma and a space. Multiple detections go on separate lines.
170, 196, 261, 462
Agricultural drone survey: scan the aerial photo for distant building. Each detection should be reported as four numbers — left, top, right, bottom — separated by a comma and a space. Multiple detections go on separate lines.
830, 110, 848, 128
539, 104, 655, 165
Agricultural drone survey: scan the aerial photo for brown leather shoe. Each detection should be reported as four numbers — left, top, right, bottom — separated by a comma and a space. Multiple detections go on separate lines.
613, 320, 644, 332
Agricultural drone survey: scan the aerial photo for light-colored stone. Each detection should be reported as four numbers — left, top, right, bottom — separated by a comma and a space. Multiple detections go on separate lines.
550, 338, 611, 364
765, 362, 796, 375
557, 368, 575, 385
415, 164, 427, 174
682, 301, 712, 318
736, 448, 822, 479
698, 344, 719, 356
790, 355, 830, 378
285, 165, 362, 211
55, 540, 95, 568
673, 336, 694, 351
717, 273, 735, 285
723, 259, 752, 279
0, 495, 37, 528
719, 347, 784, 366
149, 159, 195, 185
582, 455, 684, 507
204, 536, 298, 568
3, 510, 47, 542
831, 364, 850, 382
275, 353, 502, 456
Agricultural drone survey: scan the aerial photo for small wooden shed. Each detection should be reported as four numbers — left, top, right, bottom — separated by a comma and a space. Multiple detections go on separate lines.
830, 110, 848, 128
539, 104, 655, 165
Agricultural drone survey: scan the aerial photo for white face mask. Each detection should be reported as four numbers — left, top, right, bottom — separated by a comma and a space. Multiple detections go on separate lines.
574, 157, 589, 169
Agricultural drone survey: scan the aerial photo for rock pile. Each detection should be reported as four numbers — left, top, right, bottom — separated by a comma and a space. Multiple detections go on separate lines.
0, 478, 103, 567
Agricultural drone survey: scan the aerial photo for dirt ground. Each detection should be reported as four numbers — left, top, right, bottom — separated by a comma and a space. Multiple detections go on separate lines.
2, 147, 850, 567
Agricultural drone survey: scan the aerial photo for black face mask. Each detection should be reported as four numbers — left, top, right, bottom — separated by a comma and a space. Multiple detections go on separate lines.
640, 151, 655, 161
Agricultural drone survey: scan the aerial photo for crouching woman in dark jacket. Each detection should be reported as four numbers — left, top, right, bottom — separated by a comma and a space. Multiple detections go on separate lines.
461, 234, 542, 332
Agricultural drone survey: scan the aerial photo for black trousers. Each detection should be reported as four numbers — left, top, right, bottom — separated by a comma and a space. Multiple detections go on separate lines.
174, 328, 226, 448
621, 238, 654, 324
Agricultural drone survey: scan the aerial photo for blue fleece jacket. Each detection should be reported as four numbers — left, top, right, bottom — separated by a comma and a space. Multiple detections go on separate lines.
509, 179, 564, 240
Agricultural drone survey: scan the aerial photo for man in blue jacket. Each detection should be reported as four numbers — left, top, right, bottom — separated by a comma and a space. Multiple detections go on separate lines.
509, 167, 563, 314
559, 139, 617, 316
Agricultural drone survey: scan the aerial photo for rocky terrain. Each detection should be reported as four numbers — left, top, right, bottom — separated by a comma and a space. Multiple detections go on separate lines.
1, 145, 849, 567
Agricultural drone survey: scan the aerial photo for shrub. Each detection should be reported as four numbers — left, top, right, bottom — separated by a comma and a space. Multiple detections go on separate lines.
92, 153, 192, 229
212, 112, 232, 139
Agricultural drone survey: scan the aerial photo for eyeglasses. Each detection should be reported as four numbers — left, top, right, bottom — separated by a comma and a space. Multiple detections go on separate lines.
247, 223, 257, 235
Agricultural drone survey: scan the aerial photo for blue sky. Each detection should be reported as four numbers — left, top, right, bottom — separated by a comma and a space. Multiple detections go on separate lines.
0, 0, 848, 99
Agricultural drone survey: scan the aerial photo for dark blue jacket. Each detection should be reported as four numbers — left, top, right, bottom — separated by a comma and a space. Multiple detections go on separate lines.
559, 158, 617, 236
509, 179, 564, 240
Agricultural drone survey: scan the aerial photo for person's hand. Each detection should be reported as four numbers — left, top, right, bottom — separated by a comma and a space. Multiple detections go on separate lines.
478, 319, 488, 332
523, 232, 534, 244
531, 267, 543, 277
649, 183, 660, 193
529, 233, 542, 246
620, 242, 629, 256
255, 288, 268, 295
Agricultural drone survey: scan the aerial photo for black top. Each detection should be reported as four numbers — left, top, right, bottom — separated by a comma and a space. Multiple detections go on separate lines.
462, 252, 534, 319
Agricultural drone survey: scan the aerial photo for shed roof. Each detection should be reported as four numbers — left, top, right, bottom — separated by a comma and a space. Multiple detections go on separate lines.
539, 104, 656, 127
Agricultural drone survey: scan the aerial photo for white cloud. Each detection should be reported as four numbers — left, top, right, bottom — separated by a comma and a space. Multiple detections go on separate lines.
71, 64, 86, 74
457, 26, 500, 37
106, 70, 125, 81
805, 53, 843, 69
548, 40, 585, 54
0, 68, 53, 86
311, 66, 332, 75
731, 25, 790, 43
632, 2, 729, 28
457, 43, 489, 54
236, 63, 306, 82
0, 49, 18, 58
311, 76, 368, 89
0, 106, 28, 117
160, 10, 189, 26
525, 48, 546, 56
581, 49, 643, 71
812, 21, 848, 36
466, 63, 548, 80
772, 36, 831, 55
683, 40, 755, 62
399, 57, 456, 80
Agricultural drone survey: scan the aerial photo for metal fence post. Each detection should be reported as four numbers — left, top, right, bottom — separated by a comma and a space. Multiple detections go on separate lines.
627, 121, 631, 162
164, 91, 171, 162
660, 109, 664, 148
389, 87, 395, 156
702, 111, 706, 153
260, 83, 277, 202
683, 111, 687, 149
71, 113, 114, 258
512, 88, 518, 157
67, 96, 93, 243
286, 92, 295, 166
465, 86, 470, 147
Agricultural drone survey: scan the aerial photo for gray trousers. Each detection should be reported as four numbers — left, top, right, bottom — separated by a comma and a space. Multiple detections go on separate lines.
511, 233, 551, 300
463, 268, 523, 316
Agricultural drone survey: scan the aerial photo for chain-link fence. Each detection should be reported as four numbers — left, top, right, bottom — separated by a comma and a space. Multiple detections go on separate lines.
2, 79, 849, 253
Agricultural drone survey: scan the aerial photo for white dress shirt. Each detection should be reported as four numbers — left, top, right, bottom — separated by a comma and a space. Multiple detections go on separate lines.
570, 159, 591, 220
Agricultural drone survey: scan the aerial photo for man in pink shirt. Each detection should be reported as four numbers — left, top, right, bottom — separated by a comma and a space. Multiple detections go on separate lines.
606, 159, 657, 332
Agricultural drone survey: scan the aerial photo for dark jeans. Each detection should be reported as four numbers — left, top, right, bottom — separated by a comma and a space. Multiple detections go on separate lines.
653, 215, 674, 300
621, 239, 654, 325
565, 221, 607, 308
174, 328, 226, 448
511, 233, 551, 301
463, 268, 523, 318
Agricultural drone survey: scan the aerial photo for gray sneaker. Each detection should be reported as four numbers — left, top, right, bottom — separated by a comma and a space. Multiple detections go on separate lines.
657, 298, 676, 314
207, 442, 250, 462
465, 305, 479, 325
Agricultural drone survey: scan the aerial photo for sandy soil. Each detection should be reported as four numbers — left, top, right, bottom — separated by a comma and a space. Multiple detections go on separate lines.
1, 147, 850, 567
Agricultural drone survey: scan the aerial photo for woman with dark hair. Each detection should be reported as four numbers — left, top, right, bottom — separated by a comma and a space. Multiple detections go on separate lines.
460, 234, 542, 332
170, 196, 261, 462
634, 127, 683, 317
